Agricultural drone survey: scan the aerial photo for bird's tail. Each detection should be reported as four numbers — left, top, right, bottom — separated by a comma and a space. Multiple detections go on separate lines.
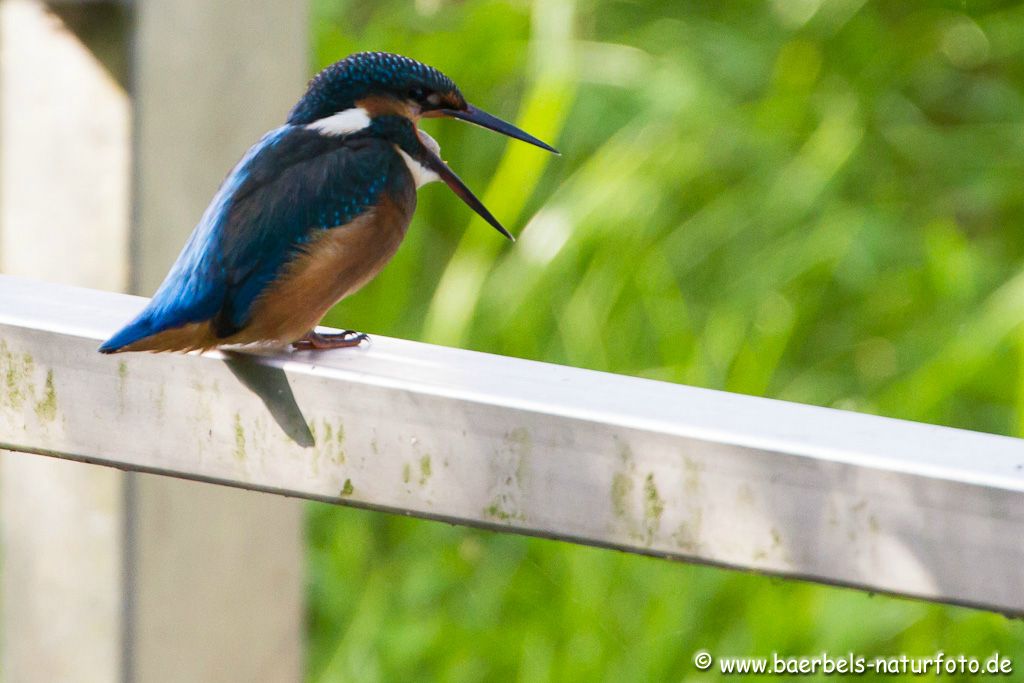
98, 313, 160, 354
100, 305, 220, 353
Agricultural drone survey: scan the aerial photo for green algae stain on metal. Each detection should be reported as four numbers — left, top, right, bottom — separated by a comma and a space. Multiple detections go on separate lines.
34, 370, 58, 422
736, 482, 755, 507
483, 496, 526, 524
507, 426, 531, 447
611, 473, 633, 519
419, 455, 432, 485
682, 456, 701, 495
308, 421, 321, 474
643, 473, 665, 543
609, 438, 643, 541
340, 478, 354, 497
116, 361, 129, 413
309, 421, 321, 475
752, 528, 787, 563
673, 454, 706, 552
402, 462, 411, 485
483, 502, 519, 523
311, 419, 346, 465
334, 421, 346, 464
319, 419, 346, 464
506, 427, 531, 489
233, 413, 246, 461
1, 343, 34, 409
484, 503, 509, 521
673, 512, 702, 554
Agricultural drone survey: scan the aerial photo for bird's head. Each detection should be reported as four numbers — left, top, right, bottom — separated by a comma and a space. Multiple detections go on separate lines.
287, 52, 557, 240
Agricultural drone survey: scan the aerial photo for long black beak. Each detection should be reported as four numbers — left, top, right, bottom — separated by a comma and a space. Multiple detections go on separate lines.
438, 104, 559, 154
421, 146, 515, 241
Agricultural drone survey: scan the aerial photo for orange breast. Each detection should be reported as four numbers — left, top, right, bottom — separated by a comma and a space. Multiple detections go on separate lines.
239, 196, 415, 345
121, 196, 414, 353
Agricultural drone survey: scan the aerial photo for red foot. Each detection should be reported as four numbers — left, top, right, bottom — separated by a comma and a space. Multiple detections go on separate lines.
292, 330, 369, 351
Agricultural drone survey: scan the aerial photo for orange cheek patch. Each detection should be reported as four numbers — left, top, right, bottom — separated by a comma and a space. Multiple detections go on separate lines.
355, 94, 413, 119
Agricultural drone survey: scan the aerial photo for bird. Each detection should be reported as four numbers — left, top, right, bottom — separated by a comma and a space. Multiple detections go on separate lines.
99, 51, 556, 354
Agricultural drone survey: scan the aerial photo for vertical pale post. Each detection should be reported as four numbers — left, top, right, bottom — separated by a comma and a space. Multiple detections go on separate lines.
0, 3, 129, 681
130, 3, 307, 681
0, 2, 308, 681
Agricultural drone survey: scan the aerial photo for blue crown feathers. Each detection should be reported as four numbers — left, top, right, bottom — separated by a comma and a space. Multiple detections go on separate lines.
288, 52, 462, 125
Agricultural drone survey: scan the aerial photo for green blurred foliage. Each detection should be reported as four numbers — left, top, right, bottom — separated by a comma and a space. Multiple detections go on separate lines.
309, 0, 1024, 679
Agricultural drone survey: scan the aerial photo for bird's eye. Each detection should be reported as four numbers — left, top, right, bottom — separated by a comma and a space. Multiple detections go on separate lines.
408, 86, 429, 102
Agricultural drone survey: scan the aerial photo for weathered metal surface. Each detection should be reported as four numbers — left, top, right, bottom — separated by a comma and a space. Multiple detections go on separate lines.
2, 276, 1023, 614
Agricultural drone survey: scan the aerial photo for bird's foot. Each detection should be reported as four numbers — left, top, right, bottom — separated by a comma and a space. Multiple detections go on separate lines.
292, 330, 369, 351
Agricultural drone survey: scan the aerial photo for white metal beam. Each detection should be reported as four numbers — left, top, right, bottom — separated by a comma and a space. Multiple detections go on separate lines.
2, 275, 1022, 615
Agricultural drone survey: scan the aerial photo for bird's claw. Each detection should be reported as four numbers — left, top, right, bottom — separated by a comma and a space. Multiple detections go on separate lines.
292, 330, 370, 351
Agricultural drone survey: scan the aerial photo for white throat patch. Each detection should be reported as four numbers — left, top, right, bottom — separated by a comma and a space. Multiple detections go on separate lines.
308, 110, 442, 189
396, 129, 442, 189
307, 107, 371, 136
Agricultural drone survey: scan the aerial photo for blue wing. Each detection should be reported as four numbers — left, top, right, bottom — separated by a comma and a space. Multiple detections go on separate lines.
100, 126, 403, 352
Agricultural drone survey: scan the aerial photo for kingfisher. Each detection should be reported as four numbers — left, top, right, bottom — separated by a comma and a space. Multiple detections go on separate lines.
99, 51, 556, 354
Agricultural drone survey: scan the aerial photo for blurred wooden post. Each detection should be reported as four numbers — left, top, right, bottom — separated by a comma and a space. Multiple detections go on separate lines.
0, 1, 307, 681
1, 4, 130, 681
129, 2, 307, 681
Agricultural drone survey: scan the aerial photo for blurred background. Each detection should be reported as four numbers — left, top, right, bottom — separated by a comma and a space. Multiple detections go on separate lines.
3, 0, 1024, 680
304, 0, 1024, 680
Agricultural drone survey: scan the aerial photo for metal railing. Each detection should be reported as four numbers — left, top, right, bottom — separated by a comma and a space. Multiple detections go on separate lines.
3, 275, 1022, 616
